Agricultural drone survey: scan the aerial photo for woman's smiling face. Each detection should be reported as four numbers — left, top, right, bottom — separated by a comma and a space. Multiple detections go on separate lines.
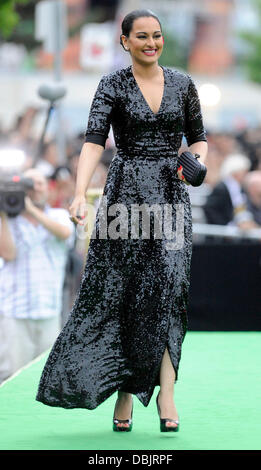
122, 16, 164, 65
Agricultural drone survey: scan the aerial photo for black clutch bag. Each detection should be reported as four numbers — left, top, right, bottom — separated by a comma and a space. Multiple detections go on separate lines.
177, 151, 207, 187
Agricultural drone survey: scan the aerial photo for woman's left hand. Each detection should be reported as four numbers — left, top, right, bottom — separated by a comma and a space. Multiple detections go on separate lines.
177, 165, 190, 185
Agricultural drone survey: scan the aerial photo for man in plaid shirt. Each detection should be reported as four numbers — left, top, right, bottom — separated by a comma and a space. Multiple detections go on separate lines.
0, 168, 75, 383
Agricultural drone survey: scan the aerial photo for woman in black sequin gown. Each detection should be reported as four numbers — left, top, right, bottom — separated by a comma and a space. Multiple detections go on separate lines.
36, 10, 208, 430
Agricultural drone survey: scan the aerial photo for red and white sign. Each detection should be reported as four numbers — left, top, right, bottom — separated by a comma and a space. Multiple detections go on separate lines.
80, 21, 116, 71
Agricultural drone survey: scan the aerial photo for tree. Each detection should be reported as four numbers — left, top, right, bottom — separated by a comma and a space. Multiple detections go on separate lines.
0, 0, 31, 38
238, 0, 261, 84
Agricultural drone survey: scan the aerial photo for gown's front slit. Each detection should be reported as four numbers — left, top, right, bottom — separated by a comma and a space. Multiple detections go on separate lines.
36, 65, 207, 410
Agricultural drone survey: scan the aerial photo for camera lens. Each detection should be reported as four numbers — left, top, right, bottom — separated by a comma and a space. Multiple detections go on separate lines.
6, 194, 18, 207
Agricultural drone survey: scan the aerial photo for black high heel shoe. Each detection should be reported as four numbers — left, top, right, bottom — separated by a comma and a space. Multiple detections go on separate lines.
113, 396, 133, 432
156, 392, 179, 432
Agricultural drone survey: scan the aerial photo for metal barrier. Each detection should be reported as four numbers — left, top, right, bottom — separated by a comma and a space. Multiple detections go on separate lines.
193, 223, 261, 241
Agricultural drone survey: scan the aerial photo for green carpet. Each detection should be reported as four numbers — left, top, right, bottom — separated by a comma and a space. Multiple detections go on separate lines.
0, 332, 260, 450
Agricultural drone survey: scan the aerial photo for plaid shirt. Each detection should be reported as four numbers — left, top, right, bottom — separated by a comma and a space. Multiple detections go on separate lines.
0, 205, 75, 319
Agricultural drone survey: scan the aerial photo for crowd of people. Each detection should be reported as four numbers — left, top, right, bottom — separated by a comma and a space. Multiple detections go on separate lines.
0, 105, 261, 385
200, 128, 261, 230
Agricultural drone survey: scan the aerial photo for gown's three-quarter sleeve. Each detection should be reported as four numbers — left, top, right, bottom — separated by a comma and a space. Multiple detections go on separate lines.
184, 75, 207, 147
84, 75, 115, 148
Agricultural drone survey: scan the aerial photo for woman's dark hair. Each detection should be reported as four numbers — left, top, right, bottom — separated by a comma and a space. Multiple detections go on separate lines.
120, 9, 162, 51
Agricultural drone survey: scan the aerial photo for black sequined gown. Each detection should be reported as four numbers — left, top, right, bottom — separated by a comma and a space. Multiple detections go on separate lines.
36, 65, 207, 409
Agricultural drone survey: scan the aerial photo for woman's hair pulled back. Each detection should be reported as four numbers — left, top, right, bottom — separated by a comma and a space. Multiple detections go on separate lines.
120, 9, 162, 50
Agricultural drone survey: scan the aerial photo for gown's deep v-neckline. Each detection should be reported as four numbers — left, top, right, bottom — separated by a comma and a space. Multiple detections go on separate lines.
130, 65, 165, 116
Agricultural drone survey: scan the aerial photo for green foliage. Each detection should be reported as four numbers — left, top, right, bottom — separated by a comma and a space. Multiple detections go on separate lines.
237, 0, 261, 83
158, 31, 189, 70
0, 0, 30, 38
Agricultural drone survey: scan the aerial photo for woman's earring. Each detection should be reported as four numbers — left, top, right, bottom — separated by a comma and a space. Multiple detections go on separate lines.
120, 36, 129, 51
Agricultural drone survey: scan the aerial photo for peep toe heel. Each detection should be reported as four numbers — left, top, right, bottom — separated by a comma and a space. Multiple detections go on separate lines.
113, 397, 133, 432
156, 392, 179, 432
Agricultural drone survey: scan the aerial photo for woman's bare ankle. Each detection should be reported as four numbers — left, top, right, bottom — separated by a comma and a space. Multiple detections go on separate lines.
158, 389, 174, 399
117, 391, 132, 401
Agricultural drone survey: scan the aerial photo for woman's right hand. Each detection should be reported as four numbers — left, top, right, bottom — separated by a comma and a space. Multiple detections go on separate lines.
69, 195, 87, 225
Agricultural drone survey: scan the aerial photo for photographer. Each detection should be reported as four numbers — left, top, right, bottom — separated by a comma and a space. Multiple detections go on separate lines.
0, 168, 75, 383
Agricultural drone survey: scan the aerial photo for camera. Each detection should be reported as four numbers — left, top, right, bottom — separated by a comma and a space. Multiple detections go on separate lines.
0, 175, 34, 217
0, 148, 34, 217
